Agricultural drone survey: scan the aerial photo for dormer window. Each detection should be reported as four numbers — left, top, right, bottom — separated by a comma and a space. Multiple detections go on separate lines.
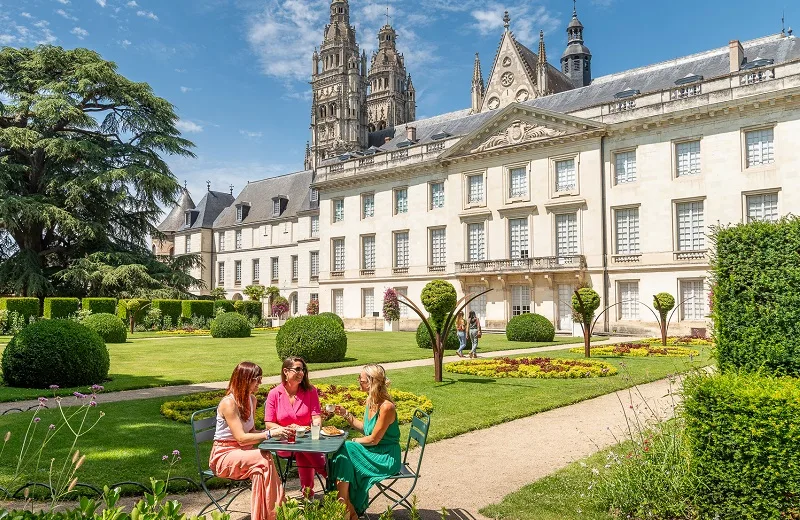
183, 209, 198, 228
236, 206, 243, 222
272, 196, 288, 217
741, 57, 774, 70
614, 88, 640, 99
235, 202, 250, 223
675, 73, 703, 85
431, 131, 451, 141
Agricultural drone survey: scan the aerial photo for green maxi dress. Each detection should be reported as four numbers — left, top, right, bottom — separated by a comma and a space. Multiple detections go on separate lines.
329, 405, 402, 514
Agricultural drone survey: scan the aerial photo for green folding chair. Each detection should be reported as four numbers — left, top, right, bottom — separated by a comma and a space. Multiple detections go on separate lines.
367, 408, 431, 512
190, 407, 251, 515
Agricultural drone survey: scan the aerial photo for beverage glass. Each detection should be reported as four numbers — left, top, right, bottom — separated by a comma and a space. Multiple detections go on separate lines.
286, 428, 296, 444
311, 424, 321, 440
325, 404, 335, 414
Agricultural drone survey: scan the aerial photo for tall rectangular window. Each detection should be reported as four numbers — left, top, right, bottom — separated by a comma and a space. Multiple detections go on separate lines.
310, 215, 319, 237
467, 223, 485, 261
431, 182, 445, 209
614, 151, 637, 184
291, 255, 298, 280
747, 193, 779, 222
395, 287, 408, 317
234, 260, 242, 284
362, 235, 375, 269
680, 279, 706, 320
310, 251, 319, 278
555, 213, 578, 257
509, 167, 528, 198
555, 159, 576, 192
468, 284, 487, 318
511, 285, 530, 316
235, 230, 242, 250
271, 257, 279, 281
217, 262, 225, 285
272, 199, 280, 216
394, 232, 409, 268
619, 281, 639, 320
218, 231, 225, 252
677, 201, 705, 251
252, 259, 260, 282
430, 228, 446, 266
185, 234, 191, 254
333, 239, 345, 272
615, 208, 640, 254
509, 218, 529, 259
362, 194, 374, 219
395, 189, 408, 214
676, 140, 701, 177
333, 289, 344, 316
236, 206, 243, 222
467, 175, 484, 204
362, 289, 374, 317
746, 128, 774, 167
333, 199, 344, 222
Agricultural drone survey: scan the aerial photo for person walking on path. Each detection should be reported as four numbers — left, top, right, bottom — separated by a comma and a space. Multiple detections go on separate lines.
455, 311, 468, 358
329, 364, 402, 520
468, 311, 482, 358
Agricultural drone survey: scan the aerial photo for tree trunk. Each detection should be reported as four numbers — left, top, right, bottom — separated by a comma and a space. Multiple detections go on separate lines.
583, 325, 591, 358
660, 321, 667, 346
433, 333, 444, 382
130, 314, 135, 334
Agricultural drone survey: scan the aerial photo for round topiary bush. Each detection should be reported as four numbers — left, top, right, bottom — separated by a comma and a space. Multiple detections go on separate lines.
210, 312, 251, 338
421, 280, 457, 319
276, 315, 347, 362
83, 313, 128, 343
1, 319, 109, 389
416, 322, 463, 350
506, 313, 556, 342
318, 312, 344, 329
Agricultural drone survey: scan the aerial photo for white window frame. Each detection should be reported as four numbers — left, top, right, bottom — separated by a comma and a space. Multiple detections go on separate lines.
509, 217, 529, 259
507, 166, 529, 200
235, 230, 242, 250
310, 251, 319, 278
613, 150, 637, 184
332, 238, 345, 272
252, 259, 260, 282
236, 205, 243, 223
333, 199, 345, 222
185, 234, 191, 254
362, 193, 374, 219
394, 231, 410, 268
745, 191, 779, 223
679, 279, 706, 321
361, 235, 376, 270
291, 255, 298, 281
362, 288, 375, 318
218, 231, 226, 252
310, 215, 319, 237
555, 212, 579, 258
675, 139, 701, 177
618, 280, 640, 320
614, 207, 640, 255
430, 182, 445, 209
395, 287, 409, 318
744, 127, 775, 169
552, 156, 578, 195
429, 227, 446, 266
675, 200, 705, 252
273, 199, 281, 216
217, 262, 225, 285
467, 284, 487, 319
394, 188, 408, 214
511, 285, 531, 316
332, 289, 344, 316
465, 173, 485, 206
234, 260, 242, 284
271, 257, 279, 281
466, 222, 486, 261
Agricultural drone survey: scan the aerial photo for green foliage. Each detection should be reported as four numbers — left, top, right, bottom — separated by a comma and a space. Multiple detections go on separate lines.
208, 287, 227, 300
420, 280, 457, 326
265, 286, 281, 301
306, 299, 319, 315
318, 312, 344, 329
243, 284, 266, 301
210, 312, 251, 338
415, 322, 469, 350
151, 299, 182, 326
712, 217, 800, 375
235, 300, 263, 319
275, 315, 347, 362
181, 300, 214, 321
652, 292, 675, 320
1, 319, 109, 388
277, 492, 349, 520
117, 299, 150, 325
0, 46, 195, 297
506, 313, 556, 342
213, 300, 235, 314
81, 298, 117, 315
83, 313, 127, 343
571, 288, 601, 326
43, 297, 80, 319
0, 297, 40, 322
684, 372, 800, 519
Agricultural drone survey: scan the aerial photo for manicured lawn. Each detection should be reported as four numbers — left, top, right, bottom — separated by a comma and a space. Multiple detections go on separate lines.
0, 346, 711, 493
0, 332, 599, 402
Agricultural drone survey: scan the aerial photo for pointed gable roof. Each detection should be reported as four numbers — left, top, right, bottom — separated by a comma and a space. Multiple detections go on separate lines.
183, 191, 235, 230
157, 189, 195, 233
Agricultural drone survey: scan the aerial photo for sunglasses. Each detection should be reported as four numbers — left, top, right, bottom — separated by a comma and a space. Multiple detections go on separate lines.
286, 367, 307, 373
357, 377, 369, 384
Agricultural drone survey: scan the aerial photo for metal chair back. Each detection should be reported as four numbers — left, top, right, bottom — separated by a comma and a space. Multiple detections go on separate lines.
402, 408, 431, 477
190, 407, 218, 479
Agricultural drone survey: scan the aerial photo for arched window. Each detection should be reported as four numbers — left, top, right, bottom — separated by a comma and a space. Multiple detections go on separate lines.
320, 105, 326, 119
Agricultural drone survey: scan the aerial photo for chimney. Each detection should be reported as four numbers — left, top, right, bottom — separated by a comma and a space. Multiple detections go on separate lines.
406, 126, 417, 142
729, 40, 744, 73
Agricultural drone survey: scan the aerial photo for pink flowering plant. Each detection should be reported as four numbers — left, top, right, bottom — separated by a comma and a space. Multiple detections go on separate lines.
306, 299, 319, 315
382, 288, 400, 322
271, 296, 290, 318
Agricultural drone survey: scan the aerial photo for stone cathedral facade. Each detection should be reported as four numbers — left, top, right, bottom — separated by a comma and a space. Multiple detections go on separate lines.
158, 0, 800, 336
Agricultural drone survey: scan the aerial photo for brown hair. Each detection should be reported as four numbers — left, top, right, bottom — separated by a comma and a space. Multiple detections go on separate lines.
281, 356, 312, 392
226, 361, 262, 420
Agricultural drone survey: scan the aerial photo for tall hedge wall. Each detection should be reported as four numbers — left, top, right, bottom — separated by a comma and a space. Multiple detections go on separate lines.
0, 297, 40, 322
711, 217, 800, 375
82, 298, 117, 315
235, 300, 262, 319
43, 298, 80, 319
214, 300, 235, 314
151, 299, 183, 325
182, 300, 214, 320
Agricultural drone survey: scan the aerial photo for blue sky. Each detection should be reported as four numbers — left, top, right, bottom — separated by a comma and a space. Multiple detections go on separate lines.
3, 0, 799, 204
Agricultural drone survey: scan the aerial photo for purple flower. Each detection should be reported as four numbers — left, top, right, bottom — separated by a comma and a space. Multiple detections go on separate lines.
89, 401, 97, 407
49, 424, 56, 431
162, 455, 169, 461
90, 385, 104, 392
73, 392, 87, 399
49, 385, 60, 390
38, 397, 47, 403
34, 417, 41, 423
172, 449, 181, 457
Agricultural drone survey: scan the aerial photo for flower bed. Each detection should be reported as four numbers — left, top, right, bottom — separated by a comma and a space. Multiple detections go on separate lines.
155, 329, 210, 335
570, 343, 700, 357
160, 384, 433, 430
444, 357, 617, 379
641, 336, 713, 346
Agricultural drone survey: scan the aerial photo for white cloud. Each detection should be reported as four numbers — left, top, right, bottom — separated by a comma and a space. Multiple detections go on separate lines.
96, 0, 107, 6
470, 3, 558, 45
55, 0, 70, 4
0, 34, 16, 45
136, 10, 158, 20
56, 9, 78, 21
591, 0, 614, 5
20, 12, 33, 18
239, 130, 263, 139
120, 39, 132, 47
126, 0, 138, 6
174, 68, 187, 73
71, 26, 88, 39
180, 86, 194, 93
175, 120, 203, 133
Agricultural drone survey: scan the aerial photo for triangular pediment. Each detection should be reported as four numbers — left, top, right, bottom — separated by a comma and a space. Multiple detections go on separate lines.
441, 103, 605, 159
481, 31, 538, 113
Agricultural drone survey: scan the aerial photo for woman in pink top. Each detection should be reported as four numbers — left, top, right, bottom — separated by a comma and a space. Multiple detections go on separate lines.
264, 356, 327, 498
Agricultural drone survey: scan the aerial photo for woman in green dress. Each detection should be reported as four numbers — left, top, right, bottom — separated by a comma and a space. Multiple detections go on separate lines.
331, 363, 401, 520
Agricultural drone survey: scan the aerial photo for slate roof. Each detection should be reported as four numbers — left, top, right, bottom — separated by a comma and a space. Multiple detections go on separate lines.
212, 170, 314, 229
179, 190, 235, 231
515, 40, 575, 93
157, 189, 195, 233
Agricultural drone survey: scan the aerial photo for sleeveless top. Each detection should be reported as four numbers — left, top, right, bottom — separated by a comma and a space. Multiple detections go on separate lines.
214, 394, 255, 441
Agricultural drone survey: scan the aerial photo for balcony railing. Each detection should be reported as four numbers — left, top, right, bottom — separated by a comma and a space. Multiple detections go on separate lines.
455, 255, 586, 274
393, 267, 409, 275
673, 250, 707, 262
360, 269, 375, 277
428, 265, 446, 273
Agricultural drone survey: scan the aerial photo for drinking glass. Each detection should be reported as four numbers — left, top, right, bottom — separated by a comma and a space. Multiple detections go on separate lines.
325, 404, 335, 414
311, 424, 321, 440
286, 428, 296, 444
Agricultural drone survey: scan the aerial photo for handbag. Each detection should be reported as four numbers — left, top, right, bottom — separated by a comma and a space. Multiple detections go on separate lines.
476, 330, 482, 339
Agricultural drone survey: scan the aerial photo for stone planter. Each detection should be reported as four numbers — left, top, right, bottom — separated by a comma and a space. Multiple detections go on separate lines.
384, 320, 399, 332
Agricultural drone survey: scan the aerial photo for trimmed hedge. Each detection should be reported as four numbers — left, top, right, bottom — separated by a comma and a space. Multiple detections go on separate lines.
43, 297, 79, 319
82, 297, 117, 315
1, 319, 109, 388
151, 299, 182, 325
415, 322, 470, 350
83, 313, 127, 343
0, 297, 40, 323
712, 217, 800, 375
506, 313, 556, 342
214, 300, 235, 314
210, 312, 251, 338
117, 299, 150, 325
684, 372, 800, 519
318, 312, 344, 329
182, 300, 214, 320
276, 315, 347, 362
235, 300, 262, 320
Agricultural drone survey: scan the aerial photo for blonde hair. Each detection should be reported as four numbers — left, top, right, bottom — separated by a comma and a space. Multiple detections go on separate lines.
363, 363, 392, 409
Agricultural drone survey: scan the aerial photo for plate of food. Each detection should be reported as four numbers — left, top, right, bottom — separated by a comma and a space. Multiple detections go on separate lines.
320, 426, 346, 437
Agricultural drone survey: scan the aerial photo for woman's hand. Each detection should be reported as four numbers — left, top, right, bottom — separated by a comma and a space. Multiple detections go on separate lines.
334, 405, 348, 417
268, 426, 288, 440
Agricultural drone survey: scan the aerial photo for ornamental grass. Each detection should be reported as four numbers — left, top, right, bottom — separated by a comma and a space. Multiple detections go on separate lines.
444, 357, 617, 379
570, 343, 700, 358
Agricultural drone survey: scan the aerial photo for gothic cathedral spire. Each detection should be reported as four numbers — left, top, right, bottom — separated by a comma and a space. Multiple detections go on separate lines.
366, 22, 416, 132
561, 1, 592, 88
471, 53, 484, 113
537, 31, 549, 96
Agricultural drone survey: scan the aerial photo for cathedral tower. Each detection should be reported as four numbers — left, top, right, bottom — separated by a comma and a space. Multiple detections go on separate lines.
471, 53, 485, 113
561, 2, 592, 88
310, 0, 368, 165
366, 23, 416, 131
